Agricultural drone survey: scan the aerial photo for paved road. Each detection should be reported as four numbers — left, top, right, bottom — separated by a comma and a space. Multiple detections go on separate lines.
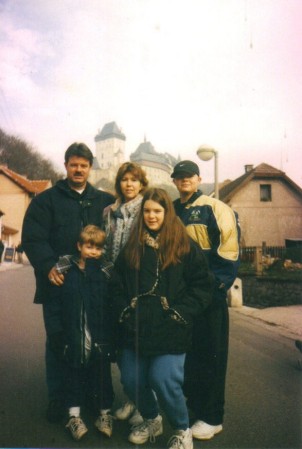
0, 265, 301, 448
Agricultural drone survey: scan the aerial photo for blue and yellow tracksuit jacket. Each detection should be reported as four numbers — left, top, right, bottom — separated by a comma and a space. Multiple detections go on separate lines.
174, 191, 240, 295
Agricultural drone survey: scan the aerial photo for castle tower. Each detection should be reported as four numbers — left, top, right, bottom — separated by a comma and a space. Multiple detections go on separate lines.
94, 121, 126, 169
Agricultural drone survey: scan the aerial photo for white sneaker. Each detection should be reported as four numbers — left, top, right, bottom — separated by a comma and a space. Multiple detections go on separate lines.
168, 428, 193, 449
128, 415, 163, 444
115, 401, 135, 420
191, 420, 223, 440
95, 411, 114, 437
128, 409, 144, 426
66, 416, 88, 440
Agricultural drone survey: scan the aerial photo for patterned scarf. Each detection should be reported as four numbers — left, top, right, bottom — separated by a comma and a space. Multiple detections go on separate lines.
143, 230, 160, 249
109, 194, 143, 262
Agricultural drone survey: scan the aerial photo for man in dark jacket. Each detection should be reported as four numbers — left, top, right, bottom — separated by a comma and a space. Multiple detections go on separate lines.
172, 160, 240, 441
22, 142, 114, 422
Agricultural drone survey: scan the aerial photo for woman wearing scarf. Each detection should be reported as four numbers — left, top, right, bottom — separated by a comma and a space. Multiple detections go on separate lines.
103, 161, 148, 263
103, 161, 148, 425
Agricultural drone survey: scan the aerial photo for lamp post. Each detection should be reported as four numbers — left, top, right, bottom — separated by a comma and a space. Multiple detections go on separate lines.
197, 145, 219, 199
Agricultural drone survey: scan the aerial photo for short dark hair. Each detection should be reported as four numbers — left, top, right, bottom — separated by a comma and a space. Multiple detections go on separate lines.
64, 143, 94, 165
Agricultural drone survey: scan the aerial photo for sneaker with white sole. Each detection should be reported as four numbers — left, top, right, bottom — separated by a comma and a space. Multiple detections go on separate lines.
95, 411, 114, 437
115, 401, 136, 420
167, 428, 193, 449
66, 416, 88, 440
128, 409, 144, 426
191, 420, 222, 440
128, 415, 163, 444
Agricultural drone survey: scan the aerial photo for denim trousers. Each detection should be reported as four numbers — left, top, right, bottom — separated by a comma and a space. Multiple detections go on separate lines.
120, 348, 189, 430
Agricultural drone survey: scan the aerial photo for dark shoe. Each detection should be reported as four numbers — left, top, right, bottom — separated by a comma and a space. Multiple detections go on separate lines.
295, 340, 302, 353
46, 399, 65, 423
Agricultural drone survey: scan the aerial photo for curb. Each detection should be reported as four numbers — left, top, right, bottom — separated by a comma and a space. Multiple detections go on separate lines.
0, 262, 24, 272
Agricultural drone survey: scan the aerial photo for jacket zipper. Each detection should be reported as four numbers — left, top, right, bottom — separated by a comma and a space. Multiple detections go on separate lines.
80, 301, 85, 364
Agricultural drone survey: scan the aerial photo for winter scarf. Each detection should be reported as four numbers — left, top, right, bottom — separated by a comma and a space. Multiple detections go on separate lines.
104, 194, 143, 262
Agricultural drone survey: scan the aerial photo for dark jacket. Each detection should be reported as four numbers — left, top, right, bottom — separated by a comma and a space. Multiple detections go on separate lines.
21, 179, 114, 303
112, 240, 213, 356
44, 258, 115, 368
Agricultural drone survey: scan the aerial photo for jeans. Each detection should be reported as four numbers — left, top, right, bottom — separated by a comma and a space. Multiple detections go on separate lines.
120, 348, 189, 430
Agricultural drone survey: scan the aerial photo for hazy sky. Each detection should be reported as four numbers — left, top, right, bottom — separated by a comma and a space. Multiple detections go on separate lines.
1, 0, 301, 185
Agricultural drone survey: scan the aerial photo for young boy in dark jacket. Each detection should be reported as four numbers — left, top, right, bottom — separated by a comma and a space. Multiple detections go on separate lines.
43, 225, 115, 441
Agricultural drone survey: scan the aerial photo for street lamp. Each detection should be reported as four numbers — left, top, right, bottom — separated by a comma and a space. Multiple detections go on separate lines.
197, 144, 219, 199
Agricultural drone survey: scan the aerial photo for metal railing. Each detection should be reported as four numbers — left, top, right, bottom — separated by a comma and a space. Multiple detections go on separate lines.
240, 246, 286, 262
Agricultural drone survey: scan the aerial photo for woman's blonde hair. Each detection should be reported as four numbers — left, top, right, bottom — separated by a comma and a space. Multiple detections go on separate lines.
124, 188, 190, 270
115, 162, 148, 200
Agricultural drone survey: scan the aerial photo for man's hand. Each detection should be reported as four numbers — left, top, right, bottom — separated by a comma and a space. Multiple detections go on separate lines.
48, 267, 65, 286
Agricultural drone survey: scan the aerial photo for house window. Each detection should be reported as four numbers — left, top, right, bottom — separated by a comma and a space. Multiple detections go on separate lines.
260, 184, 272, 202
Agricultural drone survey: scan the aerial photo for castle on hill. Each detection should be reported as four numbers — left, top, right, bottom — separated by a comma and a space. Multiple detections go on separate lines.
89, 121, 180, 190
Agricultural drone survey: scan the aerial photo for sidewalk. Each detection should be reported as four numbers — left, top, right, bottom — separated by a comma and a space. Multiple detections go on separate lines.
1, 261, 301, 339
0, 261, 24, 272
231, 304, 302, 339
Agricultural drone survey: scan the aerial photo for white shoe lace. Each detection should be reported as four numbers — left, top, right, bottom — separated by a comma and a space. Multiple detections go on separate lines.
148, 420, 158, 443
66, 417, 87, 436
167, 434, 183, 449
100, 413, 113, 429
131, 419, 158, 443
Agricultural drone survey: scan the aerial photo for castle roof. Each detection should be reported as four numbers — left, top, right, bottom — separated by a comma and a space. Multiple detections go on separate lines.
95, 121, 126, 142
130, 140, 178, 170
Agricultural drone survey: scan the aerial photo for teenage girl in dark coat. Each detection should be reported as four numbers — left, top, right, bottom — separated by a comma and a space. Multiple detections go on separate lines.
113, 188, 213, 449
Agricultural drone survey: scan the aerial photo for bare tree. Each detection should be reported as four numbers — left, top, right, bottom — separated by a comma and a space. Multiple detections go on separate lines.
0, 128, 63, 183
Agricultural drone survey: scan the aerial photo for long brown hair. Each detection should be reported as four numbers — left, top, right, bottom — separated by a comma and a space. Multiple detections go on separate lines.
124, 188, 190, 270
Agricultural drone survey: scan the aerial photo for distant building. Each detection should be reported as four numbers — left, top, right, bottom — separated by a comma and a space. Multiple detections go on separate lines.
89, 121, 126, 190
0, 165, 51, 246
219, 163, 302, 247
130, 138, 180, 186
95, 121, 126, 169
89, 121, 179, 190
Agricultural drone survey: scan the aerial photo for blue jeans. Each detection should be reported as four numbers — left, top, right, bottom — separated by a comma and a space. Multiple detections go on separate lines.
120, 349, 189, 430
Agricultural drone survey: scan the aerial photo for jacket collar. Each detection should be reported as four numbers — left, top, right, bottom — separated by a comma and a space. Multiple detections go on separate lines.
55, 179, 98, 199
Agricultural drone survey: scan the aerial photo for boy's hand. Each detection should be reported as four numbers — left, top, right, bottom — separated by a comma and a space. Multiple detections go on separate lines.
48, 267, 65, 286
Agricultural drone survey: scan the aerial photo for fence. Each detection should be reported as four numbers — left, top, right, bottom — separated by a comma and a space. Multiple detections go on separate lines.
240, 246, 286, 262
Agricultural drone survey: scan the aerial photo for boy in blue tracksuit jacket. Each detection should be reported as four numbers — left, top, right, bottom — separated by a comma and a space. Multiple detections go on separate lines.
172, 160, 240, 441
43, 225, 115, 441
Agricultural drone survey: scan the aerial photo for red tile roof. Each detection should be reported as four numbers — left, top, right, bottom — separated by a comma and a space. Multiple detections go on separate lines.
0, 165, 51, 194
